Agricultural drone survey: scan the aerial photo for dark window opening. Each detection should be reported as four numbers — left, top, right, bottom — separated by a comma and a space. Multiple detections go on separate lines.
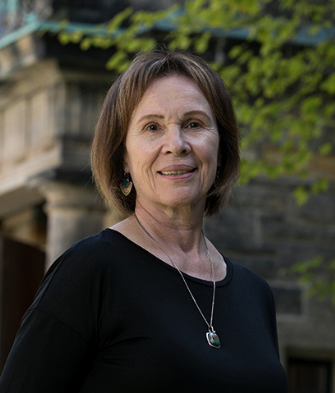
289, 358, 332, 393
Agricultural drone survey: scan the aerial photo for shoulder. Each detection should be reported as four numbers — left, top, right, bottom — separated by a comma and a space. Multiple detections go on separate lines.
27, 229, 128, 338
227, 257, 274, 298
226, 257, 278, 325
32, 229, 127, 309
44, 229, 124, 277
61, 228, 125, 260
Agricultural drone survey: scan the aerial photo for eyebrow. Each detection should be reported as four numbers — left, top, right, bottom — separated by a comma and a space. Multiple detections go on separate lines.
137, 114, 164, 123
184, 110, 212, 123
136, 110, 212, 124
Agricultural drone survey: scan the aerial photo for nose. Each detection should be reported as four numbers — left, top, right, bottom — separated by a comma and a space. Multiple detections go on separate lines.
161, 126, 191, 156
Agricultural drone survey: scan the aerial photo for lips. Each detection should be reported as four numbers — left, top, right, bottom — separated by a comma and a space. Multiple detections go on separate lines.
160, 170, 194, 175
158, 166, 196, 176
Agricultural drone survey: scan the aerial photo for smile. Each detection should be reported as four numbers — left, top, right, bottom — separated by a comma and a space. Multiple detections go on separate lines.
160, 170, 190, 175
159, 169, 196, 175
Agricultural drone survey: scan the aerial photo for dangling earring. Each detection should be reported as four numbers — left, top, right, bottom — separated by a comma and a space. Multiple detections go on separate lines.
120, 173, 133, 196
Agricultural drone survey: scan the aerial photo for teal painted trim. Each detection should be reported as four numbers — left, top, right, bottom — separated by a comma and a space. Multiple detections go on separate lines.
41, 19, 335, 47
156, 19, 251, 41
0, 19, 125, 50
294, 26, 335, 46
0, 20, 106, 50
155, 18, 334, 46
0, 20, 42, 50
39, 20, 123, 36
0, 15, 334, 51
7, 0, 18, 13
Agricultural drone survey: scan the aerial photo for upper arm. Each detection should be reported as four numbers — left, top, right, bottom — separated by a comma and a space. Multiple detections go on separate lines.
0, 308, 94, 392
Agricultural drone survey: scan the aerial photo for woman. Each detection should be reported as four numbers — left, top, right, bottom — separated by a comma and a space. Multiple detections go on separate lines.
0, 51, 288, 392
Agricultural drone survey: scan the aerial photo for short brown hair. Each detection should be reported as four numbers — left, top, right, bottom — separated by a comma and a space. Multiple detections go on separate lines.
91, 50, 240, 216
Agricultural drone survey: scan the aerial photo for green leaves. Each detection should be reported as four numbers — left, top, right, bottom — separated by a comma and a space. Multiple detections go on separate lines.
282, 256, 335, 305
55, 0, 334, 200
106, 7, 133, 33
194, 31, 211, 53
319, 142, 333, 156
321, 74, 335, 94
293, 185, 310, 205
106, 51, 130, 72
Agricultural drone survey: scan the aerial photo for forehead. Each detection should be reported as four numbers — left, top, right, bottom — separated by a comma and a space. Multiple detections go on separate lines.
132, 75, 213, 118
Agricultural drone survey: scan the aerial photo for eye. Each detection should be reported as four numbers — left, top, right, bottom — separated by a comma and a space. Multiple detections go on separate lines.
145, 123, 160, 131
186, 121, 201, 129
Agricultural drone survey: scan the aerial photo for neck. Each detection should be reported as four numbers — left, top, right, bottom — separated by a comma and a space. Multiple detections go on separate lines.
111, 200, 226, 281
134, 201, 205, 255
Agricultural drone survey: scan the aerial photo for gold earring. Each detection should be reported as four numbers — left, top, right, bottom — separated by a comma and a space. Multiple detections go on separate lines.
120, 173, 133, 196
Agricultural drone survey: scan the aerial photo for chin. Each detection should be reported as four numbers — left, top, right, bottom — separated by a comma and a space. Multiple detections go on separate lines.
159, 195, 205, 211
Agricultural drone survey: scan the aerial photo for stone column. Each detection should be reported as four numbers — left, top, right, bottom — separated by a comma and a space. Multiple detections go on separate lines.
41, 181, 106, 271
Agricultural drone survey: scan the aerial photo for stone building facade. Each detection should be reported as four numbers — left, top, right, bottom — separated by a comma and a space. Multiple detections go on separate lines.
0, 1, 335, 391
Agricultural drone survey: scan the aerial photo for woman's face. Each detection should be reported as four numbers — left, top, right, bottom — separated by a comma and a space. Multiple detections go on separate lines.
124, 75, 220, 214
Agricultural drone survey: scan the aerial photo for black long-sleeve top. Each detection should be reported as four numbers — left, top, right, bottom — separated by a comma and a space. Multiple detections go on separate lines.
0, 229, 288, 392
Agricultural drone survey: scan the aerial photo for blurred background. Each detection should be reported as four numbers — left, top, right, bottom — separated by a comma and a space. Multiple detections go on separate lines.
0, 0, 334, 391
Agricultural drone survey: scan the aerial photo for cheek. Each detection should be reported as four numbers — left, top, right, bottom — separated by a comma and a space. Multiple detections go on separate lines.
124, 136, 139, 173
203, 137, 220, 164
123, 147, 154, 182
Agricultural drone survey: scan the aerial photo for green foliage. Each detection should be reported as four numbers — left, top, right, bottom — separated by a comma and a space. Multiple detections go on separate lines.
56, 0, 335, 192
281, 257, 335, 306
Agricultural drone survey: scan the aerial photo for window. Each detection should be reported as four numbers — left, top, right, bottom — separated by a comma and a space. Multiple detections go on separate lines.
289, 358, 332, 393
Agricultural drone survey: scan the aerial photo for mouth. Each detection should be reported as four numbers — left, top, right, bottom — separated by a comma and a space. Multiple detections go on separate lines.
158, 168, 196, 176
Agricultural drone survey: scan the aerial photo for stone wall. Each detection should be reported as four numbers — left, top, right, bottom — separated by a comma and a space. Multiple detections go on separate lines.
205, 178, 335, 369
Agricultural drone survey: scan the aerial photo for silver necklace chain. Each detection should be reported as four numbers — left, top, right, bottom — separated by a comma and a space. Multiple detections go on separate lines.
134, 213, 216, 332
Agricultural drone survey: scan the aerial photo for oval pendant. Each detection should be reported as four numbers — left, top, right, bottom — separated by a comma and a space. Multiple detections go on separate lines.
206, 330, 221, 348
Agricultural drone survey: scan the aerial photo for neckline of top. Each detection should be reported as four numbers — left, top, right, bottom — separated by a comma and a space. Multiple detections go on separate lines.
104, 228, 234, 288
